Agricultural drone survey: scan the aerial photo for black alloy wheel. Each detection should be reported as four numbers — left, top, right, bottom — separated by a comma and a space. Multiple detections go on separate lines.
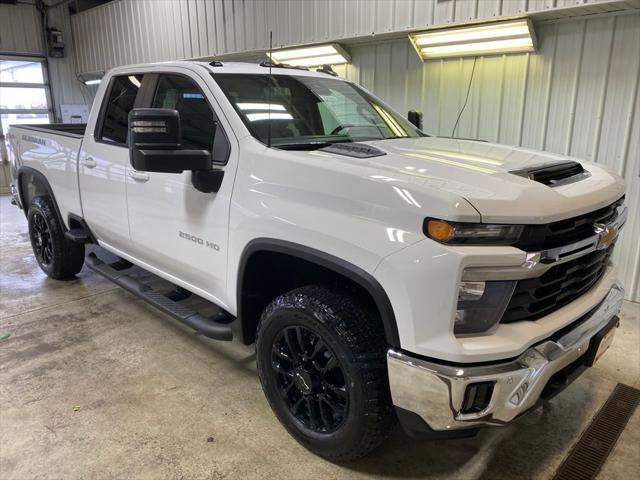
27, 196, 85, 279
30, 210, 53, 267
271, 325, 348, 433
256, 286, 396, 460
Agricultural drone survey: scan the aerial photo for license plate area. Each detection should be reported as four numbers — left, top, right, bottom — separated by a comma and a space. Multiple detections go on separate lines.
583, 316, 620, 367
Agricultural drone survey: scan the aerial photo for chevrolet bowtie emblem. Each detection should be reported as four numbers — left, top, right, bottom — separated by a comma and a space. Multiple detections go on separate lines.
594, 222, 618, 250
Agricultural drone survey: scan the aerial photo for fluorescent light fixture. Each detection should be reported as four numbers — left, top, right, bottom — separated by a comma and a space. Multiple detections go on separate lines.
267, 43, 350, 68
84, 79, 101, 86
409, 19, 536, 60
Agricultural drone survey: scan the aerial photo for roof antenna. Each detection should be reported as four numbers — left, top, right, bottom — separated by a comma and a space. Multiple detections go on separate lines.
267, 31, 273, 149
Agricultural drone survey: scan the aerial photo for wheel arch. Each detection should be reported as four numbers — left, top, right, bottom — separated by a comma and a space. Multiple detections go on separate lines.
17, 166, 66, 230
237, 238, 400, 348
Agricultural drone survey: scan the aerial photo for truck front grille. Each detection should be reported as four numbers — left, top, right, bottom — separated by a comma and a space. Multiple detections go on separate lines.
514, 197, 624, 251
501, 246, 612, 323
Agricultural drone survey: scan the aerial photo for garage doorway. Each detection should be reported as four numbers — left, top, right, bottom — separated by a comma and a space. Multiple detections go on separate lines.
0, 56, 53, 135
0, 56, 52, 192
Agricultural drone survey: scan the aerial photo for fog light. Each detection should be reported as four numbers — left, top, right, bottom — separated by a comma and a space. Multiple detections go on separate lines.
454, 281, 516, 335
458, 281, 485, 302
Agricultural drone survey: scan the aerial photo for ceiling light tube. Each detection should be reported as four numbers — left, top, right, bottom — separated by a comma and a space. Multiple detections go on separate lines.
236, 103, 286, 111
246, 113, 293, 122
267, 43, 351, 68
409, 19, 536, 60
128, 75, 141, 88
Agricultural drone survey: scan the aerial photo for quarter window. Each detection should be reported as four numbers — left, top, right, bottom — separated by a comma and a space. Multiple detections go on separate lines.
100, 75, 144, 145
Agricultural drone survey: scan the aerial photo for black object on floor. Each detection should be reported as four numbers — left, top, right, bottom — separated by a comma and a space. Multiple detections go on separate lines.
553, 383, 640, 480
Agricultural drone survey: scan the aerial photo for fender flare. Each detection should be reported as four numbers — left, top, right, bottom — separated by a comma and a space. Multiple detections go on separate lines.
17, 166, 66, 229
237, 238, 401, 348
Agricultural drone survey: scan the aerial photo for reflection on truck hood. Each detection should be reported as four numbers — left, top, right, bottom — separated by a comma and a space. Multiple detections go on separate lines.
340, 136, 625, 224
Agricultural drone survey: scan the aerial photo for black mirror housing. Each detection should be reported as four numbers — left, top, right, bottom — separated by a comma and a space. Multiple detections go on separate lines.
128, 108, 212, 174
129, 108, 181, 149
132, 149, 213, 174
408, 110, 423, 130
192, 169, 225, 194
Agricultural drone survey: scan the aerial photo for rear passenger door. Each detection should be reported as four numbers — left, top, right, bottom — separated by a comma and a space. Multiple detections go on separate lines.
125, 71, 236, 306
79, 74, 146, 248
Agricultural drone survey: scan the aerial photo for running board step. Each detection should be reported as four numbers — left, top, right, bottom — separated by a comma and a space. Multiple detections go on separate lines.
65, 228, 92, 244
86, 253, 233, 341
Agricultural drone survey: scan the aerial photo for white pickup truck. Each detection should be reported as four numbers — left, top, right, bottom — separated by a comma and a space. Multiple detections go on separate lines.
7, 61, 627, 460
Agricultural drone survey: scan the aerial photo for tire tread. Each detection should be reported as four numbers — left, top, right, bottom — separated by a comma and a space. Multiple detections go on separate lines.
28, 196, 84, 279
256, 285, 396, 461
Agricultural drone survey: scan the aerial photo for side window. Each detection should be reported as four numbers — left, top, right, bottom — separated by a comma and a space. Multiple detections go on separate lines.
100, 75, 144, 145
152, 75, 216, 152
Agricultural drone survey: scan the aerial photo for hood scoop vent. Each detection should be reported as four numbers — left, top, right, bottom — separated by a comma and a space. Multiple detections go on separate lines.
510, 161, 588, 186
319, 143, 386, 158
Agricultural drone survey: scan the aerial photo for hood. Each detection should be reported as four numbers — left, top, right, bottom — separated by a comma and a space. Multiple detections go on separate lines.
340, 136, 626, 224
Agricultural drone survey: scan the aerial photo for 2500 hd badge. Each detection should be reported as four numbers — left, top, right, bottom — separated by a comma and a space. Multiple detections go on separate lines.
178, 231, 220, 251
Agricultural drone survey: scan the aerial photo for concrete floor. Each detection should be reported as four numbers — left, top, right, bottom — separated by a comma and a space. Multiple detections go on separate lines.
1, 194, 639, 480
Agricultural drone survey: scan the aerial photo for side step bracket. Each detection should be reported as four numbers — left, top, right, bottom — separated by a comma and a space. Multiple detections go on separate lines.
86, 253, 233, 341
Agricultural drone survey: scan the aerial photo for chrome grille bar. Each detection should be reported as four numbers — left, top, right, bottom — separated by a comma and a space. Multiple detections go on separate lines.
462, 204, 627, 282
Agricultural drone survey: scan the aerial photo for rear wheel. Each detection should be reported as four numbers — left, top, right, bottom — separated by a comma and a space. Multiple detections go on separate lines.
27, 196, 84, 279
256, 286, 396, 460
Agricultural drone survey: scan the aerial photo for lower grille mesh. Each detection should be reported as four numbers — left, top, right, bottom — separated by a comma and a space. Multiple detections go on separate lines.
501, 247, 612, 323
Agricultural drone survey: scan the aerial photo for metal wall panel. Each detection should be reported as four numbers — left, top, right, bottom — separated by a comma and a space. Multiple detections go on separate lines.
0, 1, 44, 56
69, 0, 632, 74
47, 3, 96, 112
334, 11, 640, 300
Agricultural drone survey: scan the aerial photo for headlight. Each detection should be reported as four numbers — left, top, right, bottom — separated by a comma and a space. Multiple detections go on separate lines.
425, 218, 523, 245
454, 281, 516, 335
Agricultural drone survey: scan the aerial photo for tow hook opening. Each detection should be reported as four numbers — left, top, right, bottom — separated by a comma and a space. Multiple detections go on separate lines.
461, 381, 495, 414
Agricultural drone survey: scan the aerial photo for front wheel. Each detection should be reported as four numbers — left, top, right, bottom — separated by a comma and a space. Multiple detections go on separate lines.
256, 286, 396, 460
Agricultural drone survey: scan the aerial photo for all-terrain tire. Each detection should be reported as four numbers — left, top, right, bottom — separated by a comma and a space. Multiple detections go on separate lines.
27, 196, 85, 279
256, 285, 396, 461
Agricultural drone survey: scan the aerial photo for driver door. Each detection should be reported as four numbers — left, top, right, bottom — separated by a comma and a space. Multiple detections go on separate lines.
126, 71, 236, 305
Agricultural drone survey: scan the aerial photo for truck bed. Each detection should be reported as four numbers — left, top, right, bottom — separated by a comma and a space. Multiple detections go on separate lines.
16, 123, 87, 138
8, 123, 86, 225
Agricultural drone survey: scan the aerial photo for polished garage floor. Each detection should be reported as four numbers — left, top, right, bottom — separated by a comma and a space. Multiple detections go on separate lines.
1, 195, 639, 480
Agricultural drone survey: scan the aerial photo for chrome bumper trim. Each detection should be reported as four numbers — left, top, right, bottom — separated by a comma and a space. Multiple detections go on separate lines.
462, 205, 627, 281
387, 283, 624, 431
9, 182, 22, 208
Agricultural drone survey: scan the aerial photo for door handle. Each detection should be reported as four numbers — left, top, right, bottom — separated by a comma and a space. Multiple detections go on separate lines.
82, 157, 97, 168
128, 170, 150, 182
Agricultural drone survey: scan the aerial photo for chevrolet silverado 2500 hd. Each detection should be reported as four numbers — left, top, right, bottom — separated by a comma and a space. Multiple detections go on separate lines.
7, 61, 627, 460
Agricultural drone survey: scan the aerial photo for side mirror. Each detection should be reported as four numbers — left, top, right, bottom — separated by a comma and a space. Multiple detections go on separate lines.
128, 108, 212, 174
408, 110, 423, 130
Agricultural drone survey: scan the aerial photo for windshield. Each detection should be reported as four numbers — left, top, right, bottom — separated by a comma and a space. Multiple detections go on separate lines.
213, 73, 423, 149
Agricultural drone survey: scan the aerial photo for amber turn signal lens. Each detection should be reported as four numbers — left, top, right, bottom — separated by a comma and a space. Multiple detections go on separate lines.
427, 219, 455, 242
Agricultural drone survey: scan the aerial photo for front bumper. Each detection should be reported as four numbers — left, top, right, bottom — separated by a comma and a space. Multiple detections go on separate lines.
10, 182, 22, 209
387, 283, 624, 431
